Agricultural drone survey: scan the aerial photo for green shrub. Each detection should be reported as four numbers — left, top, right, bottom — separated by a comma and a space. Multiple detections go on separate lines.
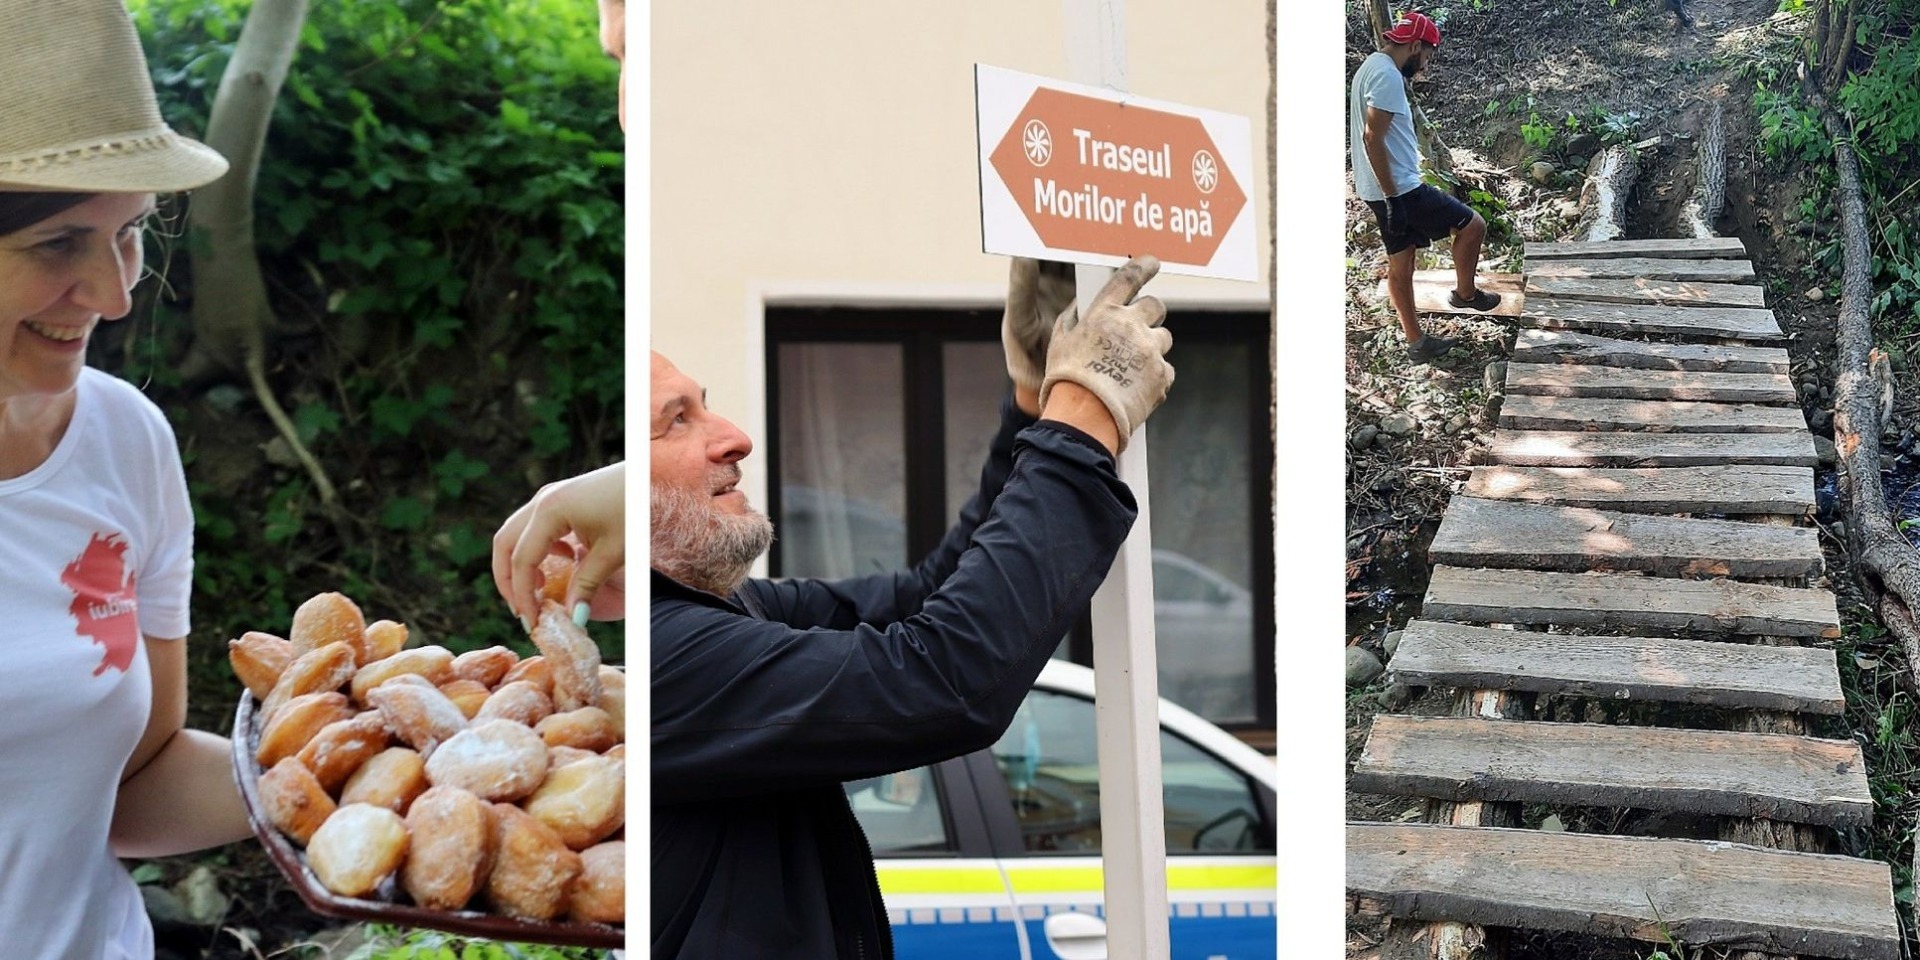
345, 925, 608, 960
123, 0, 625, 707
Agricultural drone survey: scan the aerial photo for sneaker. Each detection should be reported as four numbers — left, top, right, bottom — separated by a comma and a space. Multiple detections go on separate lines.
1407, 333, 1458, 362
1448, 287, 1503, 312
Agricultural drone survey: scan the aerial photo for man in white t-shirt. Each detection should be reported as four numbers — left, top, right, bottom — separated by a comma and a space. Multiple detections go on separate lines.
1349, 11, 1499, 363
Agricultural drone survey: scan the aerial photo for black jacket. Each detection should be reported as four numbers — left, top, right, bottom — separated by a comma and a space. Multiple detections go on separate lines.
650, 399, 1137, 959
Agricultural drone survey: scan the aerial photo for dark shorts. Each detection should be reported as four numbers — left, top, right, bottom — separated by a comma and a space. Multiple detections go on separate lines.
1365, 183, 1476, 256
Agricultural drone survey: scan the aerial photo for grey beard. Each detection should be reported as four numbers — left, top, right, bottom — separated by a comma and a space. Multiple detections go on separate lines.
651, 481, 774, 598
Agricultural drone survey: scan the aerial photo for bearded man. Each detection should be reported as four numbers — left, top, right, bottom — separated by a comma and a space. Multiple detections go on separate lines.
649, 255, 1174, 960
1350, 10, 1499, 363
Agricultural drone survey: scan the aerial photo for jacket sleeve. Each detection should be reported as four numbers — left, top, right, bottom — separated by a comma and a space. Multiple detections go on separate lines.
735, 393, 1036, 631
650, 421, 1134, 803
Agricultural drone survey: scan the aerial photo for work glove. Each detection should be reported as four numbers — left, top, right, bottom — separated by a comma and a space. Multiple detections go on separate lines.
1383, 192, 1408, 236
1039, 254, 1174, 454
1002, 257, 1079, 392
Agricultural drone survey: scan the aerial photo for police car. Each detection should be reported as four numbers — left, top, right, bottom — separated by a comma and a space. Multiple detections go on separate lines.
844, 659, 1278, 960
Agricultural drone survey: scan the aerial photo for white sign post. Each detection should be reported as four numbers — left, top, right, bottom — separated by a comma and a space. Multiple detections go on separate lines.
1069, 4, 1168, 960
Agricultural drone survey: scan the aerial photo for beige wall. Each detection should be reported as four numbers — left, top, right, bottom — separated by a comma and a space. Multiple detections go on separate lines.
652, 3, 1273, 513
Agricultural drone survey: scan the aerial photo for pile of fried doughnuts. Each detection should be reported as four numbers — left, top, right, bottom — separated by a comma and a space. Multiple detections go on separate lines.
234, 579, 623, 925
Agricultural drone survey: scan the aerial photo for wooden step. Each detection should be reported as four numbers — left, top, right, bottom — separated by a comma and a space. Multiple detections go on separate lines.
1512, 329, 1789, 374
1519, 297, 1781, 341
1525, 237, 1749, 260
1375, 271, 1526, 317
1487, 430, 1816, 467
1505, 363, 1798, 404
1528, 257, 1756, 283
1348, 823, 1898, 960
1422, 566, 1841, 638
1464, 465, 1816, 515
1388, 619, 1845, 713
1527, 276, 1767, 309
1498, 395, 1808, 434
1352, 715, 1870, 826
1430, 497, 1822, 580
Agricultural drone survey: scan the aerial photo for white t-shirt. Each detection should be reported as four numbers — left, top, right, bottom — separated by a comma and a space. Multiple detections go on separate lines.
0, 368, 193, 960
1349, 50, 1422, 202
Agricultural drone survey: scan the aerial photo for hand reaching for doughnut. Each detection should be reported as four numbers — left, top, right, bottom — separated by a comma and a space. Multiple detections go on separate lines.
492, 462, 626, 628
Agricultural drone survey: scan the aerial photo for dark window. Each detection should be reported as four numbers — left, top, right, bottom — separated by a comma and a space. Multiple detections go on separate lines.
766, 304, 1274, 732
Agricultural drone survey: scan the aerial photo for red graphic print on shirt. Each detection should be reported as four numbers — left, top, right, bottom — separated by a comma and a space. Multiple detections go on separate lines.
60, 533, 140, 676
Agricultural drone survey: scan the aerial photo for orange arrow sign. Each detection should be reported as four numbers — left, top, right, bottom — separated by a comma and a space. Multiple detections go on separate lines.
977, 65, 1254, 281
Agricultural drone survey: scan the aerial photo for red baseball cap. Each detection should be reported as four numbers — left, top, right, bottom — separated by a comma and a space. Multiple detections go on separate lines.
1383, 11, 1442, 47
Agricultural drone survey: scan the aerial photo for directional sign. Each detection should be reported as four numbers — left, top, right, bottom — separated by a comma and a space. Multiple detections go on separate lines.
976, 63, 1256, 281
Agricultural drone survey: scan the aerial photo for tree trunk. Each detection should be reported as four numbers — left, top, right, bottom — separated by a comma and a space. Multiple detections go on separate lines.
1825, 102, 1920, 954
1412, 100, 1456, 185
1681, 100, 1725, 239
1825, 1, 1858, 95
184, 0, 335, 503
1570, 145, 1639, 242
1815, 0, 1857, 93
1810, 0, 1830, 73
1825, 106, 1920, 691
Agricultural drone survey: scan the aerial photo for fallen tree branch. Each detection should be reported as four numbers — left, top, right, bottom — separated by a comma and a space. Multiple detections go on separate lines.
1824, 105, 1920, 652
1681, 100, 1726, 239
1823, 102, 1920, 921
1570, 144, 1639, 242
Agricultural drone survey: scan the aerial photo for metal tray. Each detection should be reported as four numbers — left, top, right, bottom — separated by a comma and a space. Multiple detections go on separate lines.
231, 693, 625, 949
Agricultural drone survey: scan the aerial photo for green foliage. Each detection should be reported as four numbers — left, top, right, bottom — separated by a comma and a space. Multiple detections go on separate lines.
1519, 112, 1556, 152
1827, 12, 1920, 339
1590, 107, 1642, 145
124, 0, 625, 703
1755, 85, 1831, 164
1463, 187, 1512, 246
344, 925, 605, 960
1833, 605, 1920, 916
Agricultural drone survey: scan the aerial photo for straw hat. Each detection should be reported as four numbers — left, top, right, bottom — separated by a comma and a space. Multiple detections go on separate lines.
0, 0, 228, 192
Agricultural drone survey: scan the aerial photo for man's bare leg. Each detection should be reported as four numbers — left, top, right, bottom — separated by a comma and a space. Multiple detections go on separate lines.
1452, 211, 1488, 301
1387, 247, 1422, 343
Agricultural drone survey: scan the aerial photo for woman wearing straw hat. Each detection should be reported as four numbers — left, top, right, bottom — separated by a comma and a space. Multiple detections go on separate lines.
0, 0, 254, 956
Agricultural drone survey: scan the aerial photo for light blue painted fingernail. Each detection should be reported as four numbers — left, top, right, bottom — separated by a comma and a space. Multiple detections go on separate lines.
571, 602, 590, 628
520, 614, 534, 634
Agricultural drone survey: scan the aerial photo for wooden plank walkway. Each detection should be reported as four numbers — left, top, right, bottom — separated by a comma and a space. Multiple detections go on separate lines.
1527, 256, 1757, 283
1497, 395, 1809, 433
1349, 824, 1900, 960
1504, 362, 1798, 404
1351, 236, 1897, 956
1388, 620, 1846, 713
1523, 237, 1750, 260
1527, 276, 1767, 309
1376, 271, 1527, 317
1487, 429, 1816, 467
1512, 328, 1789, 373
1352, 715, 1871, 826
1517, 298, 1782, 340
1463, 464, 1816, 515
1423, 565, 1841, 637
1429, 497, 1823, 579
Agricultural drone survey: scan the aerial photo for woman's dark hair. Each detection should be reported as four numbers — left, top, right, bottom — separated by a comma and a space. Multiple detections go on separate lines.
0, 191, 96, 237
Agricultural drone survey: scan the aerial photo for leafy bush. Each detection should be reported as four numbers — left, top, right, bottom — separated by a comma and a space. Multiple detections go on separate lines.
1518, 111, 1556, 152
123, 0, 625, 708
1833, 13, 1920, 334
345, 925, 606, 960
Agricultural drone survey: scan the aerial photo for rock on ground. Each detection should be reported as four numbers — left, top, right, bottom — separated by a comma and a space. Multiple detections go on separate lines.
1347, 646, 1385, 686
